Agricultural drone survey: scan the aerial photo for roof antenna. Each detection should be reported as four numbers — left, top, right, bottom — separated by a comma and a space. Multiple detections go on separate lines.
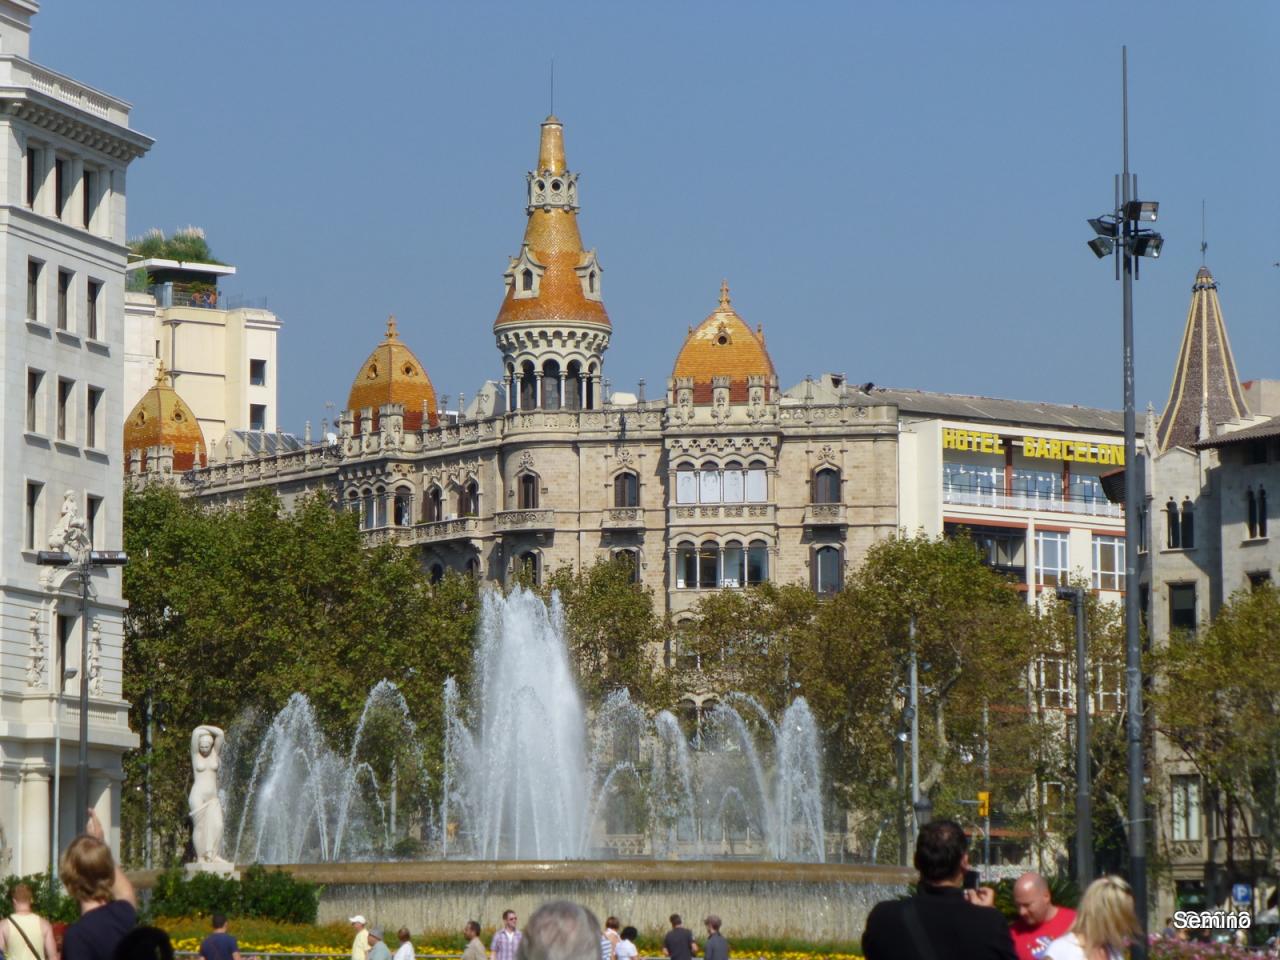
550, 59, 555, 116
1200, 200, 1207, 265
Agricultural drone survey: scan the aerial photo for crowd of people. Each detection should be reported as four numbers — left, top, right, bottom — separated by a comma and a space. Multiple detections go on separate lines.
351, 907, 726, 960
862, 819, 1141, 960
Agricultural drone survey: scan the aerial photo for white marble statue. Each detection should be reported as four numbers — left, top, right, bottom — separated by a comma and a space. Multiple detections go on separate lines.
189, 724, 230, 865
48, 489, 89, 556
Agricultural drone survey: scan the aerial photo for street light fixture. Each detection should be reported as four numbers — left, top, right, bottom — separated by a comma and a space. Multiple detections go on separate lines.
37, 548, 128, 828
1083, 46, 1157, 958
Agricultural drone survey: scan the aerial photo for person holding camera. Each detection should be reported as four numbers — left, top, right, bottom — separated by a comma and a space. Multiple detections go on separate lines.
862, 820, 1016, 960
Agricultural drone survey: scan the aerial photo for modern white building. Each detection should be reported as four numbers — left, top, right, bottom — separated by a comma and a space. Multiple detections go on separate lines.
123, 256, 281, 453
0, 1, 150, 872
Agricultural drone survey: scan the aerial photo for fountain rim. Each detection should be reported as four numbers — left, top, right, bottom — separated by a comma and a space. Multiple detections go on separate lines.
130, 859, 916, 888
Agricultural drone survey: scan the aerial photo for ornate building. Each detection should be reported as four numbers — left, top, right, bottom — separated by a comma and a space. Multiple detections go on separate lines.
129, 115, 903, 633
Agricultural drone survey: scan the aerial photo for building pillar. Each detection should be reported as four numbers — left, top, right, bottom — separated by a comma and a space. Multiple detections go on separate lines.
535, 375, 542, 409
19, 770, 50, 876
68, 156, 85, 228
91, 775, 113, 847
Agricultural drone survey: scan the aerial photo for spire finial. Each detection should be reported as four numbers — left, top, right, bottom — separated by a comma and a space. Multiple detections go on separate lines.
154, 361, 169, 385
1201, 200, 1207, 265
385, 315, 398, 340
550, 58, 555, 117
719, 279, 731, 309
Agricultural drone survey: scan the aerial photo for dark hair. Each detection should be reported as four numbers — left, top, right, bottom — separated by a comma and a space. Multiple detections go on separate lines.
621, 927, 637, 943
113, 926, 175, 960
466, 921, 481, 936
669, 914, 682, 927
913, 820, 969, 884
211, 915, 227, 930
504, 909, 516, 921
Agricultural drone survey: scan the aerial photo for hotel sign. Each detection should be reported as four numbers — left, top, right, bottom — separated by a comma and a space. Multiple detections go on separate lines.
942, 428, 1124, 466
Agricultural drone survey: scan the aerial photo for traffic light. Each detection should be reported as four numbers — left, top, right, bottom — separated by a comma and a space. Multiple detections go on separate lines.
977, 791, 990, 818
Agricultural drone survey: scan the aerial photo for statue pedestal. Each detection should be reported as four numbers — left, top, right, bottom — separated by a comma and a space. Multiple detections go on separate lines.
185, 861, 239, 881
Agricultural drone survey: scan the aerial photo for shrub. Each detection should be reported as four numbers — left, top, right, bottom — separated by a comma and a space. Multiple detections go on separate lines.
150, 866, 320, 925
0, 873, 78, 924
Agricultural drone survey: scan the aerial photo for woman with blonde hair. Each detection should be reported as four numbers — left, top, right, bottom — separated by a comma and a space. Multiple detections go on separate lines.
60, 808, 137, 960
1045, 875, 1140, 960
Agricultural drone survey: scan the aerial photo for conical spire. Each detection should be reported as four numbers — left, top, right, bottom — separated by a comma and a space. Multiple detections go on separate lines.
1156, 266, 1249, 451
537, 115, 566, 175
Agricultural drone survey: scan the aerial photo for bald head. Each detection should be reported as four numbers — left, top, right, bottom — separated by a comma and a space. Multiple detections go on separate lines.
1013, 872, 1056, 926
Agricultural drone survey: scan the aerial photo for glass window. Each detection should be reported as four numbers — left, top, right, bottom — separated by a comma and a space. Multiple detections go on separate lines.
27, 369, 42, 433
375, 489, 388, 528
722, 462, 744, 503
86, 387, 102, 448
25, 482, 42, 550
249, 404, 266, 431
676, 543, 696, 589
1166, 499, 1181, 548
1093, 661, 1123, 712
699, 468, 722, 504
56, 378, 72, 441
944, 462, 1002, 502
698, 541, 719, 589
425, 486, 443, 522
1169, 583, 1196, 634
461, 481, 479, 517
249, 359, 267, 386
362, 492, 375, 530
86, 495, 102, 548
1070, 473, 1104, 504
394, 490, 412, 526
1171, 775, 1202, 841
519, 474, 538, 509
519, 551, 540, 585
1248, 489, 1259, 539
27, 259, 40, 322
615, 549, 640, 584
746, 462, 767, 502
1013, 468, 1060, 503
1180, 499, 1195, 550
1091, 535, 1125, 591
721, 540, 743, 588
87, 280, 102, 339
1035, 530, 1069, 587
813, 468, 841, 504
1037, 655, 1069, 709
614, 472, 639, 507
813, 546, 841, 594
747, 540, 769, 585
57, 269, 71, 330
676, 468, 698, 504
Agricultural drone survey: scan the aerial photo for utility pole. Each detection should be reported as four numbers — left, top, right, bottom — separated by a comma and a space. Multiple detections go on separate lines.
1058, 586, 1095, 887
909, 615, 931, 831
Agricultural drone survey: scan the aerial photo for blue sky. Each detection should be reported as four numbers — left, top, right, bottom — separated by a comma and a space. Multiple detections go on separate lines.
36, 2, 1279, 431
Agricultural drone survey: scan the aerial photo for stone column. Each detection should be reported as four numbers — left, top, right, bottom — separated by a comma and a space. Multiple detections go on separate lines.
558, 373, 567, 411
91, 775, 113, 846
19, 770, 50, 876
68, 156, 85, 228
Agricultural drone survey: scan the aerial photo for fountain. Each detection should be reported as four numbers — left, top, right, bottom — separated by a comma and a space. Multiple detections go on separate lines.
210, 587, 912, 940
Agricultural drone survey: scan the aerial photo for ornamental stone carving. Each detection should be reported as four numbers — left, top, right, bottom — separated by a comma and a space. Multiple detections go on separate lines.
27, 611, 44, 688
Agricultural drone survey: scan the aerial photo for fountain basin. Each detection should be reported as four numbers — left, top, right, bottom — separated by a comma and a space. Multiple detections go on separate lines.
136, 860, 913, 942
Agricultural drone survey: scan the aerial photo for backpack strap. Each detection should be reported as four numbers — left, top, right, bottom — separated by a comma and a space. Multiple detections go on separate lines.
8, 916, 43, 960
901, 900, 941, 960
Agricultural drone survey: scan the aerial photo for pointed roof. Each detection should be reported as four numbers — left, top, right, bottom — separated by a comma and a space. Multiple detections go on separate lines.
494, 116, 610, 331
672, 281, 777, 403
124, 363, 207, 470
347, 316, 438, 430
1156, 266, 1249, 451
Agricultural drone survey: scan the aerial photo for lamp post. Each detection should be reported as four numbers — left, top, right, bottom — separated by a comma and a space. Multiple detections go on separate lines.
1084, 47, 1161, 957
1056, 585, 1094, 887
50, 665, 76, 881
37, 548, 128, 825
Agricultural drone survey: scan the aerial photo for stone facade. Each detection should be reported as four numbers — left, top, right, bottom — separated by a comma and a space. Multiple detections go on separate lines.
0, 0, 150, 873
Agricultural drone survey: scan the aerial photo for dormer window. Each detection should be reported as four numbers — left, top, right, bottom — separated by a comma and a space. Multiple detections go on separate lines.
507, 247, 544, 300
577, 250, 603, 301
522, 269, 533, 292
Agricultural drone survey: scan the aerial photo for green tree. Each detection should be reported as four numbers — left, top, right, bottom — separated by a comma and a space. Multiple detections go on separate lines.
543, 557, 674, 711
122, 486, 477, 866
1153, 584, 1280, 881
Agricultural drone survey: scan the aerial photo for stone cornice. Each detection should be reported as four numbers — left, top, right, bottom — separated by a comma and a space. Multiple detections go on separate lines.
0, 89, 152, 161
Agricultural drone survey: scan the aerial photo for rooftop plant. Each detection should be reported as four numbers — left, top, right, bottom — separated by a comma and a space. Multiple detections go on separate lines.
128, 226, 225, 265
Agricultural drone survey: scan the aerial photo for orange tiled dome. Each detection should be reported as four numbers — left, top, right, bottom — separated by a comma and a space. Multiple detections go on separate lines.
672, 282, 776, 403
124, 364, 207, 470
494, 116, 610, 331
347, 316, 438, 430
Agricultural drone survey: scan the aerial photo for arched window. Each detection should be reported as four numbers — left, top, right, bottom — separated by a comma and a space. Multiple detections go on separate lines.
565, 360, 583, 411
699, 463, 722, 503
521, 268, 533, 292
506, 363, 516, 413
1166, 498, 1181, 549
520, 360, 537, 411
614, 471, 639, 507
747, 539, 769, 585
519, 473, 539, 509
424, 485, 443, 523
460, 480, 479, 517
346, 491, 359, 522
1248, 488, 1259, 539
746, 460, 768, 503
812, 467, 841, 504
722, 540, 744, 587
430, 563, 444, 584
586, 363, 597, 409
374, 486, 387, 528
519, 550, 540, 585
541, 359, 561, 410
676, 542, 697, 589
813, 546, 842, 594
698, 540, 719, 589
675, 464, 698, 504
394, 488, 412, 527
1180, 497, 1195, 550
615, 549, 640, 584
588, 271, 597, 293
362, 490, 375, 530
722, 461, 744, 502
466, 557, 480, 578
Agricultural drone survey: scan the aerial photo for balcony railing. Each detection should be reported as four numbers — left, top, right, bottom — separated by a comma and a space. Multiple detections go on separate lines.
412, 517, 478, 544
494, 509, 555, 532
601, 507, 645, 530
944, 489, 1122, 518
669, 503, 774, 524
803, 503, 846, 526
